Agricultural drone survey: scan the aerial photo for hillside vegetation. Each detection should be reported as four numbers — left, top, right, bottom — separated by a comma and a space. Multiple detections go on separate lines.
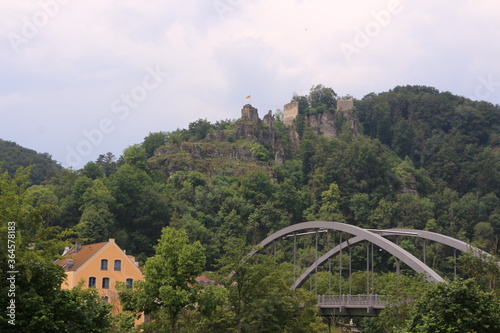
0, 139, 62, 184
4, 85, 500, 263
1, 84, 500, 332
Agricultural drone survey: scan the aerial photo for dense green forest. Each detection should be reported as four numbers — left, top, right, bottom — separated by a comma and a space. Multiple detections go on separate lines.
0, 139, 62, 185
1, 84, 500, 332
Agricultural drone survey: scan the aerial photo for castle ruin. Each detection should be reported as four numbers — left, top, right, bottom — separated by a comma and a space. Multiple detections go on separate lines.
337, 98, 354, 111
283, 101, 299, 126
241, 104, 260, 123
238, 96, 356, 139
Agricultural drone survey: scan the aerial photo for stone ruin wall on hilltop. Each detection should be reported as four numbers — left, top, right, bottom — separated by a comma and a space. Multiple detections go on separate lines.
337, 98, 354, 111
240, 104, 260, 123
283, 101, 299, 126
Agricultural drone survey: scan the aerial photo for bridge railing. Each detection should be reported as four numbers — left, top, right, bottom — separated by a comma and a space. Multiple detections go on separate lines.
317, 294, 386, 307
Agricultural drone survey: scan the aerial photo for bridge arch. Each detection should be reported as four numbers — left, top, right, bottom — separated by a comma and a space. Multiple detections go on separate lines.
294, 228, 498, 289
252, 221, 444, 285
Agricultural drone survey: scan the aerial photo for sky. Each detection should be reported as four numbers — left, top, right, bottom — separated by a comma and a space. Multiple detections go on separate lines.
1, 0, 499, 169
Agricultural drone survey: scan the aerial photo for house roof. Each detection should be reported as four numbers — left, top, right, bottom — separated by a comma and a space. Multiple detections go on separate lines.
54, 241, 108, 272
195, 275, 213, 283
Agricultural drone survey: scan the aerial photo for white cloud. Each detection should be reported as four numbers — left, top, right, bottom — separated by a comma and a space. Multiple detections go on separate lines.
0, 0, 499, 168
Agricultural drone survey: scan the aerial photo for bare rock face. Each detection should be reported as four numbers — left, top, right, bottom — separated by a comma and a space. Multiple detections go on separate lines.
398, 172, 419, 196
263, 110, 275, 128
307, 112, 337, 139
341, 110, 360, 136
241, 104, 260, 123
288, 125, 300, 149
235, 120, 285, 164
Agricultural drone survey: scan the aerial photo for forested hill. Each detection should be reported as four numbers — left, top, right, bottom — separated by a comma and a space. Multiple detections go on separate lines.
357, 85, 500, 171
0, 139, 62, 184
2, 85, 500, 268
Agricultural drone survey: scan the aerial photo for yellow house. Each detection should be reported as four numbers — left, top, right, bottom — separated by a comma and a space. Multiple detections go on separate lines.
54, 238, 144, 319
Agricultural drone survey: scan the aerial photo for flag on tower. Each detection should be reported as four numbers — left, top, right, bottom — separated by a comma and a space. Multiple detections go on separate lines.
246, 95, 251, 99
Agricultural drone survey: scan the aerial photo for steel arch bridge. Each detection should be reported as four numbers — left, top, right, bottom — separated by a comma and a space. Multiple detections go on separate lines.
249, 221, 498, 316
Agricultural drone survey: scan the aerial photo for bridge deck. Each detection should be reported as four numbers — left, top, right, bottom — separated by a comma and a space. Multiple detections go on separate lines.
317, 295, 386, 317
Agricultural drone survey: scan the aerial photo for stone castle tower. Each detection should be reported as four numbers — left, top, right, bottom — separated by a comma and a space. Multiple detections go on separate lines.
337, 98, 354, 111
241, 104, 260, 123
283, 101, 299, 126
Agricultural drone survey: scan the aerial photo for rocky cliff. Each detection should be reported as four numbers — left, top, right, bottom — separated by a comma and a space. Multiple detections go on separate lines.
149, 103, 359, 177
149, 105, 286, 177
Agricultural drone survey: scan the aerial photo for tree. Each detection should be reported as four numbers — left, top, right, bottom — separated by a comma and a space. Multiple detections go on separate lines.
188, 118, 212, 141
239, 170, 275, 204
317, 183, 344, 221
110, 163, 152, 230
291, 93, 309, 114
213, 238, 327, 333
405, 279, 500, 333
73, 179, 116, 243
96, 152, 118, 177
56, 174, 93, 228
394, 194, 434, 230
458, 250, 500, 291
23, 184, 59, 227
308, 84, 337, 109
362, 274, 427, 333
119, 227, 206, 333
0, 139, 62, 185
142, 131, 168, 158
0, 167, 111, 332
82, 161, 104, 179
122, 145, 148, 170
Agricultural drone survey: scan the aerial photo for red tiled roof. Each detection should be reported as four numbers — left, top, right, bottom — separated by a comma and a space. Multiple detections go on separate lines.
195, 275, 221, 286
195, 275, 213, 283
54, 241, 108, 271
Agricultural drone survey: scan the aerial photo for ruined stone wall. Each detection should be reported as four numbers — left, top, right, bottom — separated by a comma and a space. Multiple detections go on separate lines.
337, 98, 354, 111
283, 101, 299, 126
241, 104, 260, 123
262, 110, 275, 128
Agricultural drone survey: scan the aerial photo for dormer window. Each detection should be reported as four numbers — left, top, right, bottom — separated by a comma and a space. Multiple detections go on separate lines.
101, 259, 108, 270
114, 259, 121, 271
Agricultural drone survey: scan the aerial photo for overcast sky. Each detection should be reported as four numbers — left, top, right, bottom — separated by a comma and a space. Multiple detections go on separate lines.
1, 0, 499, 169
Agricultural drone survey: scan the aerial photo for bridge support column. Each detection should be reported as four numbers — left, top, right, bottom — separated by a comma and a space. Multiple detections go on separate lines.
315, 229, 318, 295
293, 232, 297, 282
454, 249, 457, 280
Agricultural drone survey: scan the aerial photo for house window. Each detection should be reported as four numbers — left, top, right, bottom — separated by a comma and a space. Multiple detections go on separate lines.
114, 259, 121, 271
102, 296, 109, 303
102, 277, 110, 289
126, 278, 134, 289
101, 259, 108, 271
88, 277, 96, 288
